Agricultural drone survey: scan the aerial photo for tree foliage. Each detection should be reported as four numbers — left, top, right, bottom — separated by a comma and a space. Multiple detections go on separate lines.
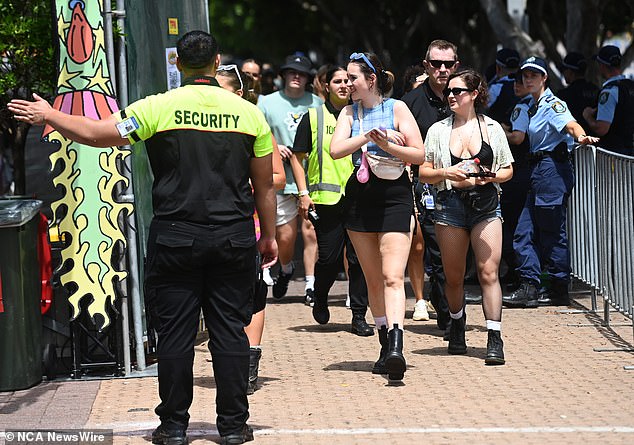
209, 0, 633, 90
0, 0, 56, 195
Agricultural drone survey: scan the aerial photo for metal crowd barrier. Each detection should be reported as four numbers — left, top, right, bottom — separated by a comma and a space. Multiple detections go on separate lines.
569, 145, 634, 348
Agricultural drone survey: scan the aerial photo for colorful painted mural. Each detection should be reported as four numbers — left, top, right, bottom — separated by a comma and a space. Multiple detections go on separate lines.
44, 0, 132, 329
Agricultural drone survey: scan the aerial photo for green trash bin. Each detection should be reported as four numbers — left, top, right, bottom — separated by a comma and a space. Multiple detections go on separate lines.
0, 198, 44, 391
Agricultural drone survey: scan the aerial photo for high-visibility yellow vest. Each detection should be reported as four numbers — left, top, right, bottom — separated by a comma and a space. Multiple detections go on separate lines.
307, 104, 354, 205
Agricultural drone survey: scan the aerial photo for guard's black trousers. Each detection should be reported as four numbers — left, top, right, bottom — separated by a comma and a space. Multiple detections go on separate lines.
145, 219, 256, 437
313, 201, 368, 316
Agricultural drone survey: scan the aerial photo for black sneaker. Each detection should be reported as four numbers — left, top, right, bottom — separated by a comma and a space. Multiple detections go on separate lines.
304, 288, 315, 306
447, 313, 467, 355
220, 425, 254, 445
502, 281, 539, 308
485, 329, 505, 365
151, 424, 187, 445
272, 266, 294, 299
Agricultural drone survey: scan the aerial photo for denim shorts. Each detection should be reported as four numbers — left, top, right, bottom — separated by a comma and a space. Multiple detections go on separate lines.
434, 189, 502, 230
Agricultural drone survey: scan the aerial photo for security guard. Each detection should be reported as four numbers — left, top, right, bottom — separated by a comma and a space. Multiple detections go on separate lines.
556, 52, 599, 133
502, 57, 598, 309
583, 45, 634, 156
289, 65, 371, 336
487, 47, 521, 124
9, 31, 277, 445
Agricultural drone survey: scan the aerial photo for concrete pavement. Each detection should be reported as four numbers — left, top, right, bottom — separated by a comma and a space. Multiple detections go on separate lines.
1, 278, 633, 444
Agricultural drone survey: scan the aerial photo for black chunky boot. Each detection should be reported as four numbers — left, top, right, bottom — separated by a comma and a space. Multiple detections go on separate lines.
385, 325, 406, 381
371, 326, 388, 374
448, 313, 467, 355
485, 330, 505, 365
246, 347, 262, 395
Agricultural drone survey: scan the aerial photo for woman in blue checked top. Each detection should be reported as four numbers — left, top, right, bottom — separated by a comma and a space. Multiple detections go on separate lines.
502, 57, 598, 310
330, 52, 425, 382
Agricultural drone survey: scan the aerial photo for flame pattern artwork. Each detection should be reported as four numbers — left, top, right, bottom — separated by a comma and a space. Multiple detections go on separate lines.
45, 0, 133, 329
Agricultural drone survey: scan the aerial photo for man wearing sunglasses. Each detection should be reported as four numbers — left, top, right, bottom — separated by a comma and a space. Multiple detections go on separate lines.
401, 39, 460, 335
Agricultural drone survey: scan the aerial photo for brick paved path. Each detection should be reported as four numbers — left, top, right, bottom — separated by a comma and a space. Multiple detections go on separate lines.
2, 278, 633, 444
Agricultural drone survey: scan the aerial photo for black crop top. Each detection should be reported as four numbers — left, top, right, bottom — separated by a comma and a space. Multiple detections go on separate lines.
450, 116, 494, 167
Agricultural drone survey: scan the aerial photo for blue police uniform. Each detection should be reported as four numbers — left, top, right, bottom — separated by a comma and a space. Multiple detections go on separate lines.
500, 96, 531, 283
513, 88, 575, 288
596, 74, 634, 155
596, 74, 625, 123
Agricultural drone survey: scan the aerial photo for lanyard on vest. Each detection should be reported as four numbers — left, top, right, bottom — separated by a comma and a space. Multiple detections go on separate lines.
316, 105, 325, 185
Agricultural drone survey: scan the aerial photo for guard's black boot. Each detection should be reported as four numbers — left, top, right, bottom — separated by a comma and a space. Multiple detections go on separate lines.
385, 325, 406, 381
502, 281, 539, 308
538, 280, 570, 306
351, 314, 374, 336
464, 289, 483, 305
312, 295, 330, 324
485, 329, 505, 365
447, 313, 467, 355
371, 326, 388, 374
246, 347, 262, 395
220, 424, 254, 445
151, 424, 187, 445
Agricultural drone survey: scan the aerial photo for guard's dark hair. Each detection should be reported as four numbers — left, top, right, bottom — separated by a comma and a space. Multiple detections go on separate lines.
447, 69, 489, 110
350, 52, 394, 97
177, 31, 219, 69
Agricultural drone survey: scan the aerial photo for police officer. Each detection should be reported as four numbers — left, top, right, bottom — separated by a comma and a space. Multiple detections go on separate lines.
9, 30, 277, 445
487, 47, 521, 124
583, 45, 634, 156
289, 65, 372, 336
556, 52, 599, 133
500, 73, 531, 291
502, 57, 598, 309
401, 39, 459, 331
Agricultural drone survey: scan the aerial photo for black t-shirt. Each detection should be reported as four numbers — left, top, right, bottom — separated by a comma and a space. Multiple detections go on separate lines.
401, 79, 451, 140
401, 80, 451, 176
292, 101, 340, 153
557, 78, 599, 135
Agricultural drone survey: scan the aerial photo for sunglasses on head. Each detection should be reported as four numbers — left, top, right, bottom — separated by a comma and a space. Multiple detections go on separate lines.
442, 87, 473, 97
427, 60, 457, 69
349, 52, 377, 74
217, 64, 244, 91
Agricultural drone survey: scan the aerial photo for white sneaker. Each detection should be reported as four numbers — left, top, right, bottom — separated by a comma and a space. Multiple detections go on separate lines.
345, 294, 351, 309
412, 300, 430, 321
262, 267, 274, 286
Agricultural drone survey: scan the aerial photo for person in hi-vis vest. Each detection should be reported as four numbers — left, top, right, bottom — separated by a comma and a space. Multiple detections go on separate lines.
290, 66, 372, 337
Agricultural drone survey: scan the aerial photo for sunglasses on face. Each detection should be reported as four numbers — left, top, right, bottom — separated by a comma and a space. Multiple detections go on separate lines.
442, 87, 473, 97
217, 64, 244, 90
349, 52, 377, 74
427, 60, 457, 69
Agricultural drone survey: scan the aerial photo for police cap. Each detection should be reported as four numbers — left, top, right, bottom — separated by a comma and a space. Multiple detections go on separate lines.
593, 45, 622, 67
496, 48, 520, 69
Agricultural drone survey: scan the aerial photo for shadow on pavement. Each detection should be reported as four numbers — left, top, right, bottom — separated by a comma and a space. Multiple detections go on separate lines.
287, 322, 352, 334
